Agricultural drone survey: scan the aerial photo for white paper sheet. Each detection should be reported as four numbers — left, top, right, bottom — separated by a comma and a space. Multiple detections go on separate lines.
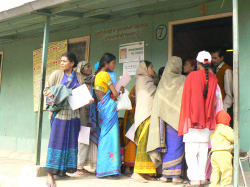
115, 71, 131, 92
123, 61, 139, 75
78, 126, 90, 145
125, 123, 135, 143
68, 84, 93, 110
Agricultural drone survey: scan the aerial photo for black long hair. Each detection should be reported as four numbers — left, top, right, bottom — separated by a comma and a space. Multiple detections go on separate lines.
144, 60, 152, 69
62, 52, 78, 68
94, 53, 116, 76
199, 61, 210, 98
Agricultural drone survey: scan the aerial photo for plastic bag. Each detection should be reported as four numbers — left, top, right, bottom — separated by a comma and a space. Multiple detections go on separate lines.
116, 89, 132, 111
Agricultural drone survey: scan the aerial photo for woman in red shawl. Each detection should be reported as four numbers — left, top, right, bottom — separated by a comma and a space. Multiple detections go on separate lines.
178, 51, 222, 187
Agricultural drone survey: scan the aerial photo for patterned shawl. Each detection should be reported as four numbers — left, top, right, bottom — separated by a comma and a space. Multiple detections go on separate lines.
147, 56, 186, 167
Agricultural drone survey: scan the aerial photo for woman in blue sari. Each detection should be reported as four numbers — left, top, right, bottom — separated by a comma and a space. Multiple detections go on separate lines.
93, 53, 122, 177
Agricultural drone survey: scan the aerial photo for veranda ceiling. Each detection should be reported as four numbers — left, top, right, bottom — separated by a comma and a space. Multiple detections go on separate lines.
0, 0, 215, 45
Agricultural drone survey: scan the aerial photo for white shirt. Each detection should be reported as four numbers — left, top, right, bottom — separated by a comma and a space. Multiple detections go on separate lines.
216, 62, 233, 111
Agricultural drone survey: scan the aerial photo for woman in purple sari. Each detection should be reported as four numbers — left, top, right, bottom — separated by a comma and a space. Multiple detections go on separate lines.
44, 52, 93, 187
147, 56, 186, 183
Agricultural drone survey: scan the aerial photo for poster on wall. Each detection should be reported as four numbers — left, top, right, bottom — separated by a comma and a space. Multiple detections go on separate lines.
33, 40, 68, 112
123, 61, 139, 76
119, 41, 144, 75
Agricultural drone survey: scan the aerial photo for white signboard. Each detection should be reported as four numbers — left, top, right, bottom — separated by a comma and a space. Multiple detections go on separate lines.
123, 61, 139, 75
119, 41, 144, 63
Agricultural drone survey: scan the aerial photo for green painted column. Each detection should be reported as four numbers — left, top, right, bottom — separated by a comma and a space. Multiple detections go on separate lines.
35, 16, 50, 165
232, 0, 239, 186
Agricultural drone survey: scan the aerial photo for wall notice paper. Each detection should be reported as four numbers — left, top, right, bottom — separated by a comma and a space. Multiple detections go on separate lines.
123, 61, 139, 76
33, 40, 68, 111
115, 71, 131, 92
119, 41, 144, 63
125, 123, 135, 143
78, 126, 90, 145
68, 84, 93, 110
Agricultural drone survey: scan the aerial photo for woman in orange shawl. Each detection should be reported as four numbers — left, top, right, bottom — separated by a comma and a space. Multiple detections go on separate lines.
123, 85, 136, 175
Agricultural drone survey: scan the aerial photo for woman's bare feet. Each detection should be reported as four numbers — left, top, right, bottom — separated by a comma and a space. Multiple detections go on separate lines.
130, 173, 148, 183
46, 173, 56, 187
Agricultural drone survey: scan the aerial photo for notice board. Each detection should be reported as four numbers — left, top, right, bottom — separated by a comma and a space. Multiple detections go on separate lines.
33, 40, 68, 112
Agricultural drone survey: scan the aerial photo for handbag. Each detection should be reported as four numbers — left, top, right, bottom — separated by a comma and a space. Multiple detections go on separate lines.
116, 89, 132, 111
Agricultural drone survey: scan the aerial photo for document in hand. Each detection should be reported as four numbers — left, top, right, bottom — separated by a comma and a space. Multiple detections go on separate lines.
115, 71, 131, 92
68, 84, 93, 110
125, 123, 135, 143
78, 126, 90, 145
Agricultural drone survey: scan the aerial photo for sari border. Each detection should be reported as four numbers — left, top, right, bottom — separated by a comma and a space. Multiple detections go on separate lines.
162, 153, 184, 169
162, 169, 183, 176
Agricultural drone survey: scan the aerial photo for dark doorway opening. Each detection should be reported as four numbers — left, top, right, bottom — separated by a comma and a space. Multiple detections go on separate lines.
172, 16, 233, 67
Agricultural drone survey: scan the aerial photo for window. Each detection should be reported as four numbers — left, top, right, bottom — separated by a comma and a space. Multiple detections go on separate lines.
68, 36, 90, 62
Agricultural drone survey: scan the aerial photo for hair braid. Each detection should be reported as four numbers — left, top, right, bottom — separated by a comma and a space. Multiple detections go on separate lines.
203, 63, 209, 98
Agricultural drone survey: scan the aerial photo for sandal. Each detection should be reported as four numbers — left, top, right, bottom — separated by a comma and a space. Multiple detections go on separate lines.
74, 169, 88, 176
158, 176, 170, 183
172, 177, 185, 184
143, 175, 157, 181
201, 180, 210, 185
183, 183, 201, 187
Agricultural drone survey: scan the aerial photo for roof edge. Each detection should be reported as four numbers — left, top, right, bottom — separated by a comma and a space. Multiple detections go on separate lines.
0, 0, 72, 22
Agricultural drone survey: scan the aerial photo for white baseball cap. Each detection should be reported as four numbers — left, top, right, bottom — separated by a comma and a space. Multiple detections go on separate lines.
196, 51, 211, 64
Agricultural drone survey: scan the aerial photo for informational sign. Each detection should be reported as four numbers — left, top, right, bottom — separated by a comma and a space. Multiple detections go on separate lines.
119, 41, 144, 63
119, 41, 144, 75
33, 40, 68, 112
123, 61, 140, 76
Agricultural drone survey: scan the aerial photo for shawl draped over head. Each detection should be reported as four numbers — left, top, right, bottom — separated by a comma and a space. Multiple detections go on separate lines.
178, 70, 218, 136
134, 61, 156, 142
147, 56, 186, 167
75, 61, 93, 85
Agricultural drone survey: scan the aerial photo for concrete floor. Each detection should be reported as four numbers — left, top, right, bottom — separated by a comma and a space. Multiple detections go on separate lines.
0, 150, 249, 187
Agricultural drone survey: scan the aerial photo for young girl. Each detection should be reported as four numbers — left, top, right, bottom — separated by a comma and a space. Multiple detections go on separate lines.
178, 51, 221, 186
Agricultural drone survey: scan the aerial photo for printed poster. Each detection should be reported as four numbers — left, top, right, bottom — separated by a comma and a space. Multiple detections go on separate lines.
119, 41, 144, 75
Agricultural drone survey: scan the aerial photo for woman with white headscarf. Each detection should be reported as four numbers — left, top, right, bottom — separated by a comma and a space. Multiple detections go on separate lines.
147, 56, 186, 183
130, 61, 157, 183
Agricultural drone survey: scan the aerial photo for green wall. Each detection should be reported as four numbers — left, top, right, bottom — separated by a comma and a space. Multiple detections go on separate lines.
239, 0, 250, 156
0, 0, 235, 155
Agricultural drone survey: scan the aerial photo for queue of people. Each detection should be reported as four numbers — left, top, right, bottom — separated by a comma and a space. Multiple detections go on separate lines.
44, 49, 234, 187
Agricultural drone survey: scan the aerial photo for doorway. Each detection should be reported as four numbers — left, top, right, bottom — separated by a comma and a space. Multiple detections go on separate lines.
168, 13, 233, 66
